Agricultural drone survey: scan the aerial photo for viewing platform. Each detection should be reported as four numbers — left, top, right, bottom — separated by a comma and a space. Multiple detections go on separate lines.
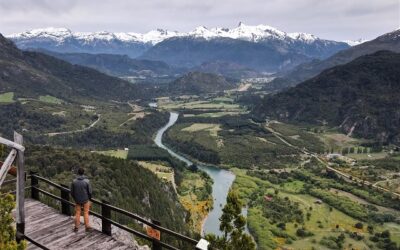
21, 199, 133, 250
1, 133, 209, 250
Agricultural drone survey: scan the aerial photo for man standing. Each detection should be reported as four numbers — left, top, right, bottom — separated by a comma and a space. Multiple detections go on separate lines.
70, 168, 92, 232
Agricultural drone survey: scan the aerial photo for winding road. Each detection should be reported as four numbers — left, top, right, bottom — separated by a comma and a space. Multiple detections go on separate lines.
266, 122, 400, 198
46, 114, 101, 136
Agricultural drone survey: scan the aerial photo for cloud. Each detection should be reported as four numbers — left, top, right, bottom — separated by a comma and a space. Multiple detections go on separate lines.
0, 0, 398, 40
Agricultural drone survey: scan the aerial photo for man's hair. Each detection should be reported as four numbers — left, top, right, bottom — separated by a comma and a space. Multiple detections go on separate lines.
77, 168, 85, 175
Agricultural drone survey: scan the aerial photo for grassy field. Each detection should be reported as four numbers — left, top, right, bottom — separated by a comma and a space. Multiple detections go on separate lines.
167, 121, 302, 169
159, 98, 243, 111
94, 149, 128, 159
377, 178, 400, 193
231, 168, 400, 250
39, 95, 63, 104
268, 122, 325, 153
0, 92, 14, 103
138, 161, 174, 184
168, 123, 220, 151
320, 132, 359, 148
181, 123, 221, 137
346, 152, 388, 160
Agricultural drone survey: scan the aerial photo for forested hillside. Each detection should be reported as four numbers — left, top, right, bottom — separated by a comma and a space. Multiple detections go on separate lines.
270, 29, 400, 90
36, 49, 178, 77
24, 145, 192, 242
167, 71, 236, 95
254, 51, 400, 144
0, 34, 142, 102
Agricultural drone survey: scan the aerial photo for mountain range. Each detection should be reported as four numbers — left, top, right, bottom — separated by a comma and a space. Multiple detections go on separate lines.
0, 34, 141, 102
254, 50, 400, 144
8, 23, 350, 72
34, 49, 180, 77
269, 29, 400, 90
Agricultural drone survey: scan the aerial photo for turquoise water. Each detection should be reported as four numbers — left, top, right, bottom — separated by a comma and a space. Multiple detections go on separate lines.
154, 112, 235, 236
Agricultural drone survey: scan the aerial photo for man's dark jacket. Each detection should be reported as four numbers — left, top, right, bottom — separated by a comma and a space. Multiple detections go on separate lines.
70, 175, 92, 204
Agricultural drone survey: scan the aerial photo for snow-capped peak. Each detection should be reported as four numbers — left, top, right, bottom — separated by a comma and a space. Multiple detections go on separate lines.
188, 26, 217, 39
7, 24, 333, 45
8, 27, 73, 41
287, 32, 318, 43
343, 38, 368, 46
227, 22, 287, 41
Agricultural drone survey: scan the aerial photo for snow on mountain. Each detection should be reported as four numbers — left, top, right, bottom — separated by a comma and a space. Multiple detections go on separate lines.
8, 27, 73, 42
187, 23, 318, 43
8, 27, 181, 45
287, 32, 318, 43
343, 39, 368, 46
8, 23, 338, 45
221, 22, 287, 41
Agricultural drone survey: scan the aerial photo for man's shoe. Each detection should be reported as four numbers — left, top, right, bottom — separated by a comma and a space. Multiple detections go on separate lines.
73, 227, 78, 233
85, 227, 92, 232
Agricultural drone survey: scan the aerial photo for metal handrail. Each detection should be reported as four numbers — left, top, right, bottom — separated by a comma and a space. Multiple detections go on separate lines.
31, 174, 200, 249
22, 234, 50, 250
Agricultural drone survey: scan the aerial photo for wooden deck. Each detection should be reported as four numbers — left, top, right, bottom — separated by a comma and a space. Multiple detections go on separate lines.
22, 199, 134, 250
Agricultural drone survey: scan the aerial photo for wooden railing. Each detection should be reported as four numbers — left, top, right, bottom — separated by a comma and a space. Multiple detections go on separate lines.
1, 175, 49, 249
28, 173, 207, 250
0, 133, 26, 243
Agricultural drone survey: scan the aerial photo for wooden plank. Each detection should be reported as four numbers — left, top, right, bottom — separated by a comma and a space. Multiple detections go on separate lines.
22, 199, 134, 250
0, 149, 17, 187
14, 131, 25, 239
0, 136, 25, 151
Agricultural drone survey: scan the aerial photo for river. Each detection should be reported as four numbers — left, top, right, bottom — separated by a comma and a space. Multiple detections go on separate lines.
154, 112, 235, 236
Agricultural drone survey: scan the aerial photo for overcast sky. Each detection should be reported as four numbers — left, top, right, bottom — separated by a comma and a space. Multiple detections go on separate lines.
0, 0, 399, 41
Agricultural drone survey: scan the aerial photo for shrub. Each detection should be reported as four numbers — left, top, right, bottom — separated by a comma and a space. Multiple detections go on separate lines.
354, 222, 363, 229
0, 194, 26, 250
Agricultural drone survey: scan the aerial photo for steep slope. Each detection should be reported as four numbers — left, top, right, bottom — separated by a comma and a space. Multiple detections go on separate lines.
270, 29, 400, 90
140, 36, 310, 71
254, 51, 400, 144
192, 61, 259, 79
167, 71, 236, 95
0, 34, 141, 102
26, 145, 192, 239
35, 49, 178, 77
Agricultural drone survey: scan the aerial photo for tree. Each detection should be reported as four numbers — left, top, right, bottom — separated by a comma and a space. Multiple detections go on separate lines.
354, 222, 363, 229
206, 191, 256, 250
0, 194, 26, 250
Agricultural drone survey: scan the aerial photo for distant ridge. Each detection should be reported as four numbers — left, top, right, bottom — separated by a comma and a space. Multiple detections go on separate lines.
269, 29, 400, 90
0, 34, 141, 102
8, 23, 345, 46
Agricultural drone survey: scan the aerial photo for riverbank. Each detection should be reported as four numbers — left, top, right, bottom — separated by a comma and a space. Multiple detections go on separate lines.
154, 111, 236, 236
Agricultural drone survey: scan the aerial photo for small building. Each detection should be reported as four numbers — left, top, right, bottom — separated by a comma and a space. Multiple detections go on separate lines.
314, 199, 323, 204
124, 148, 129, 151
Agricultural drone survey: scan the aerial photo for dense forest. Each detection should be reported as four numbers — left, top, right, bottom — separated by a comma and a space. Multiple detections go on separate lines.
30, 111, 169, 149
0, 103, 65, 139
24, 145, 194, 247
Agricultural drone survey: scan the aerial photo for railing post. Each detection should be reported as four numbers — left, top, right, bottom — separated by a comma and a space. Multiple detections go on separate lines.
30, 171, 39, 201
14, 132, 25, 242
60, 184, 71, 216
101, 200, 112, 236
151, 220, 162, 250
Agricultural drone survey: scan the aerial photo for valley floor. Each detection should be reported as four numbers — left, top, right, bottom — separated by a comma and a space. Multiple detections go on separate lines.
3, 91, 399, 250
156, 94, 400, 250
